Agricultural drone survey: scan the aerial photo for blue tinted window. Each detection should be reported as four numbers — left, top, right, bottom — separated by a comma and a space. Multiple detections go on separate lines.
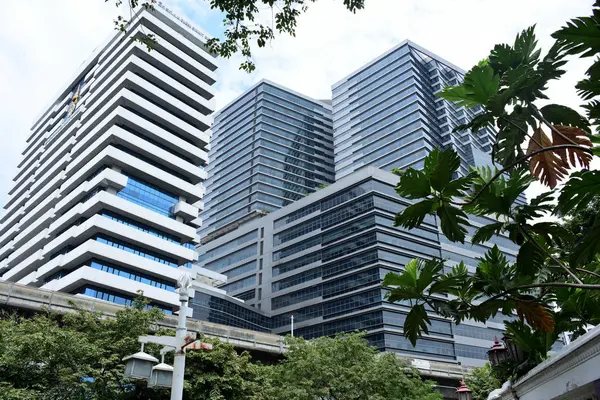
118, 175, 179, 218
95, 234, 187, 268
76, 285, 172, 314
101, 211, 189, 247
205, 244, 257, 272
90, 260, 176, 291
221, 275, 257, 292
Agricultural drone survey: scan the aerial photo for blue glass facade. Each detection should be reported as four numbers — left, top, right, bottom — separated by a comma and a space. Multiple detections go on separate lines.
75, 286, 173, 314
197, 173, 519, 366
192, 42, 526, 366
200, 80, 335, 239
332, 40, 497, 180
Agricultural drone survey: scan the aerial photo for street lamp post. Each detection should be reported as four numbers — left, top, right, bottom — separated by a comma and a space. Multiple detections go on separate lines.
122, 272, 212, 400
171, 273, 192, 400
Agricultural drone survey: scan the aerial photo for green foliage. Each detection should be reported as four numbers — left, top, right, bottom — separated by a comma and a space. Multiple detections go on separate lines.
540, 104, 590, 132
112, 0, 365, 72
438, 61, 499, 108
387, 6, 600, 383
260, 333, 442, 400
0, 303, 168, 400
394, 148, 473, 243
556, 170, 600, 215
0, 306, 444, 399
183, 337, 265, 400
465, 364, 501, 400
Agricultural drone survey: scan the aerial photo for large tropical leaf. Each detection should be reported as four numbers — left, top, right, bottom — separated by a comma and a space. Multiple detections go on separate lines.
453, 113, 494, 133
570, 217, 600, 267
473, 246, 513, 296
556, 170, 600, 215
551, 125, 593, 169
394, 200, 436, 229
527, 127, 569, 188
429, 262, 469, 295
529, 222, 572, 248
577, 77, 600, 100
436, 204, 470, 243
540, 104, 591, 133
516, 239, 545, 278
471, 222, 505, 245
489, 26, 540, 75
404, 304, 430, 346
423, 148, 461, 192
394, 169, 431, 199
516, 191, 555, 220
438, 62, 500, 108
552, 9, 600, 57
493, 106, 531, 167
515, 299, 555, 332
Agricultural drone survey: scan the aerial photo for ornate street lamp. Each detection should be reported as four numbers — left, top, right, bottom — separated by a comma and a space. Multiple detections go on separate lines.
502, 336, 525, 364
456, 380, 473, 400
487, 336, 508, 367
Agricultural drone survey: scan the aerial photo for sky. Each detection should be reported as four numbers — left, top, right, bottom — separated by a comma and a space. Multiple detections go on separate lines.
0, 0, 595, 207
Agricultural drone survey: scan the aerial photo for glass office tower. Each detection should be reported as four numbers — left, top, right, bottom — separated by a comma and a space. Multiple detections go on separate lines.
197, 168, 518, 367
195, 41, 524, 368
332, 40, 496, 180
200, 80, 335, 242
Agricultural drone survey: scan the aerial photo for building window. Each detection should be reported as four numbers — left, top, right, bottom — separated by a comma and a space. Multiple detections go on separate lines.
117, 175, 179, 218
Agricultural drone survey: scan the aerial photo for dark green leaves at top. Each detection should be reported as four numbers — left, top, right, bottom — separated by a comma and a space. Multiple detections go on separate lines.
552, 5, 600, 57
437, 61, 500, 109
437, 204, 470, 243
394, 200, 436, 230
570, 216, 600, 267
471, 222, 505, 245
423, 148, 461, 192
490, 26, 541, 75
404, 304, 430, 346
393, 169, 430, 199
516, 239, 546, 278
540, 104, 591, 133
556, 170, 600, 215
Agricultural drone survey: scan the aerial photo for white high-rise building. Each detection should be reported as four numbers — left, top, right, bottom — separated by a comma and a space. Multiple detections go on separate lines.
0, 5, 220, 314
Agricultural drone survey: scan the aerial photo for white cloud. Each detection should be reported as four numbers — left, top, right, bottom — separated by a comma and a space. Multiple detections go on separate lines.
0, 0, 116, 205
0, 0, 596, 207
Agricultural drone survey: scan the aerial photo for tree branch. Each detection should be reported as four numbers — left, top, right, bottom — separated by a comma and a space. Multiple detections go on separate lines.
531, 105, 592, 150
453, 144, 588, 207
519, 227, 584, 284
499, 115, 542, 148
475, 281, 600, 312
576, 268, 600, 279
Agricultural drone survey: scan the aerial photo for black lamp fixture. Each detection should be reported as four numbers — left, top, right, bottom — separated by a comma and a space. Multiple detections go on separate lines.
502, 336, 525, 364
487, 336, 508, 367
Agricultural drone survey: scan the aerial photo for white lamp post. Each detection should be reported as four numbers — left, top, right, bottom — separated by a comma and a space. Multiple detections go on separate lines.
171, 272, 192, 400
122, 272, 212, 400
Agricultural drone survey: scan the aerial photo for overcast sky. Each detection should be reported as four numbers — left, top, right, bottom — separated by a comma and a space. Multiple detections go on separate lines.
0, 0, 594, 207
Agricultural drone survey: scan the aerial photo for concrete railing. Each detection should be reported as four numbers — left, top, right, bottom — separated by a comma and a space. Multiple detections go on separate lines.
0, 281, 285, 354
0, 280, 469, 381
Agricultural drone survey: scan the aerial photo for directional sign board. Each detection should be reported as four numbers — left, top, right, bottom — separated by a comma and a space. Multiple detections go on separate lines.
183, 340, 213, 351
